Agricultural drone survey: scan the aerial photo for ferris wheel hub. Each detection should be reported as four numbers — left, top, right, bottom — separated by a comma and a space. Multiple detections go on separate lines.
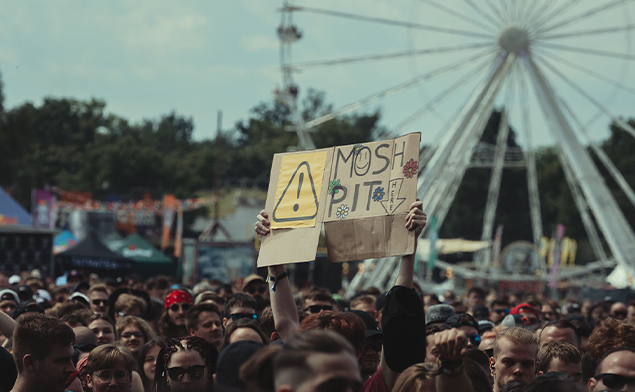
498, 26, 530, 53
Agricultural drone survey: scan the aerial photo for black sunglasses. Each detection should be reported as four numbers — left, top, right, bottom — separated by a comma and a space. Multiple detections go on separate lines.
364, 340, 383, 352
469, 334, 481, 348
92, 299, 109, 306
494, 309, 510, 314
230, 313, 258, 321
594, 373, 635, 390
167, 365, 206, 381
304, 305, 333, 313
169, 303, 191, 312
247, 286, 266, 294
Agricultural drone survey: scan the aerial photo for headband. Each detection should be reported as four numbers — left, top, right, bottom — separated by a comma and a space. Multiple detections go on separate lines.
165, 290, 193, 310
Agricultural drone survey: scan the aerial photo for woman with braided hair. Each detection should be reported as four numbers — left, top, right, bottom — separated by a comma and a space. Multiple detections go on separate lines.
153, 336, 218, 392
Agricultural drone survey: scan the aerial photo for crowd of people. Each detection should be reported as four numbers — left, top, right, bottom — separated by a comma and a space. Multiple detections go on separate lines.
1, 201, 634, 392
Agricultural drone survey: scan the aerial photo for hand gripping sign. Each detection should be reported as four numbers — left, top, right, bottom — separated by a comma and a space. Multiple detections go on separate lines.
257, 132, 421, 267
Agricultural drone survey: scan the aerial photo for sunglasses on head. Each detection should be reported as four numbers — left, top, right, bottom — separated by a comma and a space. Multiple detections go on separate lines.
167, 365, 206, 381
594, 373, 635, 390
468, 334, 481, 347
169, 303, 191, 312
494, 309, 510, 314
230, 313, 258, 321
247, 286, 266, 294
304, 305, 333, 313
92, 299, 109, 306
363, 340, 383, 353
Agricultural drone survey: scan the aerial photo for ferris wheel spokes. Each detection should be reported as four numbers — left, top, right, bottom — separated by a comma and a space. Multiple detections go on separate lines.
536, 0, 632, 35
463, 0, 502, 29
529, 0, 581, 33
539, 25, 635, 41
420, 0, 499, 34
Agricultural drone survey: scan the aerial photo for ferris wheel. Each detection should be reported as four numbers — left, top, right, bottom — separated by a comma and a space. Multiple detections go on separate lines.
274, 0, 635, 291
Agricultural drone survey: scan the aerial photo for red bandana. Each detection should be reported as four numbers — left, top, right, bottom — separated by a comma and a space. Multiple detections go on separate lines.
164, 290, 193, 309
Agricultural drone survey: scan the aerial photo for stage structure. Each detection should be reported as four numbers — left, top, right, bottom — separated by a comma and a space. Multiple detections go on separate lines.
273, 0, 635, 293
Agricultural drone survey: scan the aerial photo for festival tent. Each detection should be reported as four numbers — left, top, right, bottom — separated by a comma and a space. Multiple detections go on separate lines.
0, 186, 31, 226
103, 232, 124, 251
55, 233, 133, 277
53, 230, 78, 254
111, 233, 174, 278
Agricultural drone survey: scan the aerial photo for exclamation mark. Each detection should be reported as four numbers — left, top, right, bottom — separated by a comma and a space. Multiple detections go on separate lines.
293, 172, 304, 212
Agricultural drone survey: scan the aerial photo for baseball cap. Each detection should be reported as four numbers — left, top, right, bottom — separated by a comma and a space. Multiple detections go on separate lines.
478, 320, 496, 334
13, 301, 44, 320
242, 274, 265, 290
510, 303, 539, 317
445, 313, 478, 329
347, 310, 381, 338
215, 341, 264, 392
425, 304, 455, 326
69, 292, 90, 307
0, 289, 19, 305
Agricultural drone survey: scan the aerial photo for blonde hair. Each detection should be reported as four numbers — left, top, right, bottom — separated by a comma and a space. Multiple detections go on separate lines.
493, 326, 538, 358
392, 364, 436, 392
115, 315, 156, 341
114, 294, 147, 315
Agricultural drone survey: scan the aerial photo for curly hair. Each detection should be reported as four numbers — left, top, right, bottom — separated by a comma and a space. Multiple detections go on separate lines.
585, 317, 635, 360
299, 311, 365, 354
153, 336, 218, 392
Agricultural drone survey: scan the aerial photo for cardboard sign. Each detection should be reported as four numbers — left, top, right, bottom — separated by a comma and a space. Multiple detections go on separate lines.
257, 132, 420, 267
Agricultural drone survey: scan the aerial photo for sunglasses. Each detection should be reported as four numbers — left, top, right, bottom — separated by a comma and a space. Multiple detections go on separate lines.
92, 299, 109, 306
494, 309, 510, 314
469, 334, 481, 348
169, 303, 191, 312
594, 373, 635, 390
230, 313, 258, 321
247, 286, 267, 295
304, 305, 333, 314
121, 331, 144, 339
167, 365, 206, 381
363, 340, 383, 352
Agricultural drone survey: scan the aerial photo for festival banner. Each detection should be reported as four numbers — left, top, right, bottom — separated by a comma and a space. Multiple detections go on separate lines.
32, 189, 57, 229
161, 195, 176, 250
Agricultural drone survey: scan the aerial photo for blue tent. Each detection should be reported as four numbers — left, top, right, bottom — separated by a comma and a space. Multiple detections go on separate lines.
0, 187, 31, 226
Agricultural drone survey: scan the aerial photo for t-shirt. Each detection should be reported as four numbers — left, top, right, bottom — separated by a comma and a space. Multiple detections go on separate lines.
363, 366, 388, 392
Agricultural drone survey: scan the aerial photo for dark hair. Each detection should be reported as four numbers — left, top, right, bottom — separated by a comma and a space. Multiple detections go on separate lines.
87, 313, 116, 331
491, 299, 510, 308
60, 310, 93, 327
463, 357, 492, 392
57, 300, 88, 319
224, 293, 257, 317
259, 306, 275, 338
581, 353, 597, 386
537, 342, 581, 373
299, 311, 365, 354
220, 319, 271, 351
137, 338, 164, 385
154, 336, 218, 392
523, 372, 579, 392
426, 323, 451, 337
84, 344, 135, 376
146, 276, 171, 291
586, 318, 635, 360
241, 330, 355, 392
300, 288, 335, 308
568, 319, 591, 339
13, 313, 76, 372
186, 302, 222, 331
468, 287, 485, 299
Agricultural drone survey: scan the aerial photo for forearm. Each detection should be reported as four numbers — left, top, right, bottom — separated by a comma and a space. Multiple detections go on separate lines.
268, 265, 299, 340
395, 252, 415, 288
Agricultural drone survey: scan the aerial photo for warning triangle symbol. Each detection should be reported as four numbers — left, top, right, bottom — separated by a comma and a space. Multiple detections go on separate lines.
273, 161, 319, 223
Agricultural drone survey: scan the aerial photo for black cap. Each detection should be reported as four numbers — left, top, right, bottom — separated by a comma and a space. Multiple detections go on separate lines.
445, 314, 478, 329
12, 301, 44, 320
347, 310, 382, 338
473, 305, 490, 318
215, 341, 264, 392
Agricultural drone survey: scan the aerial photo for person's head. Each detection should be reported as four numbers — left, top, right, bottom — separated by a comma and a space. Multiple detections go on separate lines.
510, 304, 540, 325
73, 326, 98, 362
214, 340, 264, 392
223, 293, 257, 328
84, 344, 135, 392
115, 316, 156, 356
425, 304, 456, 326
186, 302, 223, 349
350, 295, 377, 316
88, 284, 110, 314
241, 330, 362, 392
346, 310, 382, 378
299, 311, 366, 360
392, 363, 435, 392
114, 293, 147, 321
146, 276, 172, 301
154, 336, 218, 392
13, 313, 76, 392
219, 318, 270, 351
587, 347, 635, 392
0, 289, 19, 315
450, 300, 467, 315
87, 313, 117, 345
137, 338, 164, 388
467, 287, 486, 311
627, 300, 635, 326
301, 288, 335, 315
491, 300, 511, 324
491, 326, 539, 392
609, 302, 627, 321
539, 320, 581, 351
445, 313, 481, 349
194, 290, 225, 308
165, 289, 194, 326
540, 300, 559, 322
242, 274, 269, 307
423, 294, 440, 312
425, 323, 452, 362
585, 317, 635, 361
537, 342, 582, 382
473, 305, 491, 322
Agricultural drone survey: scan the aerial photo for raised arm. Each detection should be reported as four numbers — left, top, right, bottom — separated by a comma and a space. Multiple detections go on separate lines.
395, 200, 426, 288
256, 210, 300, 341
434, 329, 474, 392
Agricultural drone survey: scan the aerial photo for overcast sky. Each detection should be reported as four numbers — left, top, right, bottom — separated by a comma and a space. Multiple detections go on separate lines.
1, 0, 633, 147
